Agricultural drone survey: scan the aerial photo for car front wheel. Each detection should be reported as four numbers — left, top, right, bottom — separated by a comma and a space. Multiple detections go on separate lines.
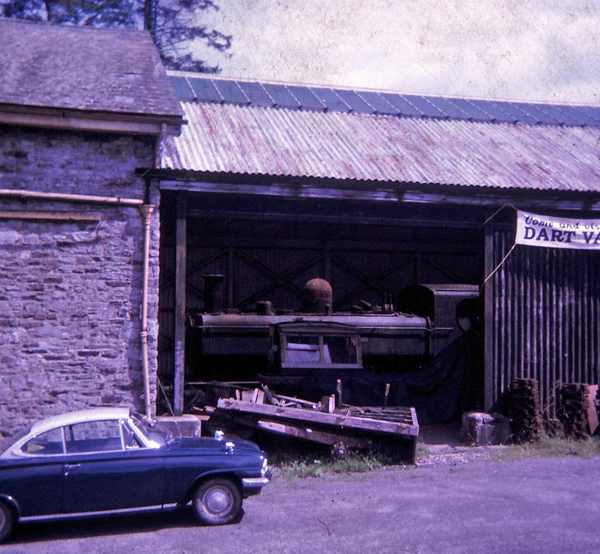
192, 478, 242, 525
0, 501, 15, 543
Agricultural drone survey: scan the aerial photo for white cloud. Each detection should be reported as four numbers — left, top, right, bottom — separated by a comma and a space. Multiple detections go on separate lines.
195, 0, 600, 104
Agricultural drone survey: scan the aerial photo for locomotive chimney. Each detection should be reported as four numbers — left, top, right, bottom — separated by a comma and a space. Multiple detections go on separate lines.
203, 274, 225, 313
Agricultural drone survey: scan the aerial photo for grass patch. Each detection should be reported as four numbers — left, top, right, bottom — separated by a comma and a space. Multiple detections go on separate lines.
259, 432, 409, 480
493, 435, 600, 461
274, 450, 399, 481
262, 436, 405, 480
416, 444, 433, 456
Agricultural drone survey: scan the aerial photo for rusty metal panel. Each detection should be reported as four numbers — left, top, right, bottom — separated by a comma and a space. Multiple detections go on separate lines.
161, 101, 600, 192
487, 224, 600, 415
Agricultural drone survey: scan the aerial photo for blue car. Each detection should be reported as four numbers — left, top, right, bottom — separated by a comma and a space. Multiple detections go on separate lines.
0, 407, 270, 542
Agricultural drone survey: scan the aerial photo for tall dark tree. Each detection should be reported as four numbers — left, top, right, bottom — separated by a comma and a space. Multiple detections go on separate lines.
0, 0, 232, 72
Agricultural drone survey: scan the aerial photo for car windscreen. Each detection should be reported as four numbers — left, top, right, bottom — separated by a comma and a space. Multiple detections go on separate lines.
130, 413, 171, 446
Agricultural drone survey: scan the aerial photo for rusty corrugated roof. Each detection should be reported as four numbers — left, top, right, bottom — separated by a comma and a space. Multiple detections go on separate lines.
161, 75, 600, 192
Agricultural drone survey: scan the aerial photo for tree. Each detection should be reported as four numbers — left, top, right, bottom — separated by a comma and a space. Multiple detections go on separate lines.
0, 0, 232, 73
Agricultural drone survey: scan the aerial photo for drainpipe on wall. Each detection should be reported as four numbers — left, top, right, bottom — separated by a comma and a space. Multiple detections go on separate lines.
139, 204, 155, 419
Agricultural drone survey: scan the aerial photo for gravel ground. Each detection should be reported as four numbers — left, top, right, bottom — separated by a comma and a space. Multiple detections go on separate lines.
416, 449, 497, 467
7, 454, 600, 554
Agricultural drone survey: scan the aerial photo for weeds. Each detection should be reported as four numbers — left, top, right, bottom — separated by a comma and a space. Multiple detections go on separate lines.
493, 435, 600, 461
266, 433, 600, 480
416, 444, 432, 456
276, 452, 388, 481
271, 448, 402, 481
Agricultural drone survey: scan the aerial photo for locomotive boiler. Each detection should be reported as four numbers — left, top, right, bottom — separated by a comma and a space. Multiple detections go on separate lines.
187, 277, 480, 382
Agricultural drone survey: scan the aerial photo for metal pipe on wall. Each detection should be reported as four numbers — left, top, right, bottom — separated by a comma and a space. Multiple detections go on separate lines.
139, 204, 155, 418
0, 188, 144, 206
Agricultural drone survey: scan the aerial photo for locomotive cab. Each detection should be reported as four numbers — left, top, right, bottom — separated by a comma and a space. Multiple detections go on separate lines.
270, 321, 363, 375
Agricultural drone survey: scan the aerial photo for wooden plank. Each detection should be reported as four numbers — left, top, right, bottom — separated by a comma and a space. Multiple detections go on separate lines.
241, 390, 254, 402
264, 392, 318, 408
257, 420, 376, 449
327, 395, 336, 414
217, 398, 419, 436
261, 385, 284, 407
342, 405, 414, 423
383, 383, 390, 409
173, 193, 187, 416
252, 388, 265, 404
587, 385, 598, 435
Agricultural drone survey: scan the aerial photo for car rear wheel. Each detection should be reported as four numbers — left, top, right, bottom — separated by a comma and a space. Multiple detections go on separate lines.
192, 478, 242, 525
0, 501, 15, 543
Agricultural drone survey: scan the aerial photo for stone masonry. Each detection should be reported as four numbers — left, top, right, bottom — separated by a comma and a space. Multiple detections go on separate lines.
0, 126, 160, 435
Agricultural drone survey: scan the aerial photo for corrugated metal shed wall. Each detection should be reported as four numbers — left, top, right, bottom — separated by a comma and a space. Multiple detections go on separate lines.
487, 223, 600, 415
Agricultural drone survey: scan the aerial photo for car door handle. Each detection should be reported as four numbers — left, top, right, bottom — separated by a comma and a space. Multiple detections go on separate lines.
64, 463, 81, 476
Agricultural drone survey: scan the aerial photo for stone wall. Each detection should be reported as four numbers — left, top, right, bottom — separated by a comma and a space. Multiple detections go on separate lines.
0, 126, 160, 435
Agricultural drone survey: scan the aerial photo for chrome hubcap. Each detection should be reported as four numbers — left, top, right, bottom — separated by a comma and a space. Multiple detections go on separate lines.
204, 487, 233, 515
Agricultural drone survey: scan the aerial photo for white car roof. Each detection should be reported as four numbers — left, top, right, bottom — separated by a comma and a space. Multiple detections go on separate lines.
29, 407, 133, 436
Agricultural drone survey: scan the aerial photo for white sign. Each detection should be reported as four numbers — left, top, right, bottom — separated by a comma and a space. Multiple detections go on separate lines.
516, 211, 600, 250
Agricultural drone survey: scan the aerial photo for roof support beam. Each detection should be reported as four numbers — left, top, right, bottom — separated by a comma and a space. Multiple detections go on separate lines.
186, 207, 482, 229
159, 179, 600, 212
483, 220, 497, 412
173, 193, 187, 416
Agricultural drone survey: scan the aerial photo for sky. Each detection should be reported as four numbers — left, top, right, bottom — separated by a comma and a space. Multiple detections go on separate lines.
196, 0, 600, 105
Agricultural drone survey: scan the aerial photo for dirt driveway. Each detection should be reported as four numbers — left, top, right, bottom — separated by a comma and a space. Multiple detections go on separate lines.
5, 454, 600, 554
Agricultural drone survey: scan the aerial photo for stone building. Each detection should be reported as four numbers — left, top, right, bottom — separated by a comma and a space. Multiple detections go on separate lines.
0, 18, 182, 432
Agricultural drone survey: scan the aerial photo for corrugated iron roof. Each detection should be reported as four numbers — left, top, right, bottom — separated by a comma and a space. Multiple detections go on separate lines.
161, 75, 600, 192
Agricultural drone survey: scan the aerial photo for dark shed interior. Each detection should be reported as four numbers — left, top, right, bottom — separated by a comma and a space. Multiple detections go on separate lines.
158, 188, 487, 421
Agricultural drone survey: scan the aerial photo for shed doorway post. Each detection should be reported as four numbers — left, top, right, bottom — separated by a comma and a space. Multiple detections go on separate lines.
174, 193, 187, 415
483, 220, 495, 412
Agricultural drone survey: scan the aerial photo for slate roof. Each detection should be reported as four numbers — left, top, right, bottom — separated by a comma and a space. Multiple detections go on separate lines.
161, 73, 600, 194
0, 18, 182, 119
171, 75, 600, 127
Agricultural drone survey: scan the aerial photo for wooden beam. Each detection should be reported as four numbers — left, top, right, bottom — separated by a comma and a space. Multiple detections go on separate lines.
180, 236, 481, 255
173, 193, 187, 415
217, 398, 419, 436
187, 208, 483, 229
483, 219, 495, 411
257, 420, 376, 449
160, 179, 600, 212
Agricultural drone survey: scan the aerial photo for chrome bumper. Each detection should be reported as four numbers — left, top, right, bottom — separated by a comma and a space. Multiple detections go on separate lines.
242, 472, 271, 489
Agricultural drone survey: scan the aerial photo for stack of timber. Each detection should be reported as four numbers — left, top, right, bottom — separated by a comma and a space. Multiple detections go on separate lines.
508, 378, 544, 443
558, 384, 599, 439
200, 382, 419, 463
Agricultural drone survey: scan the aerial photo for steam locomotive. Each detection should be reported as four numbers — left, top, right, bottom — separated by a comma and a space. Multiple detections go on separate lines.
188, 277, 480, 381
